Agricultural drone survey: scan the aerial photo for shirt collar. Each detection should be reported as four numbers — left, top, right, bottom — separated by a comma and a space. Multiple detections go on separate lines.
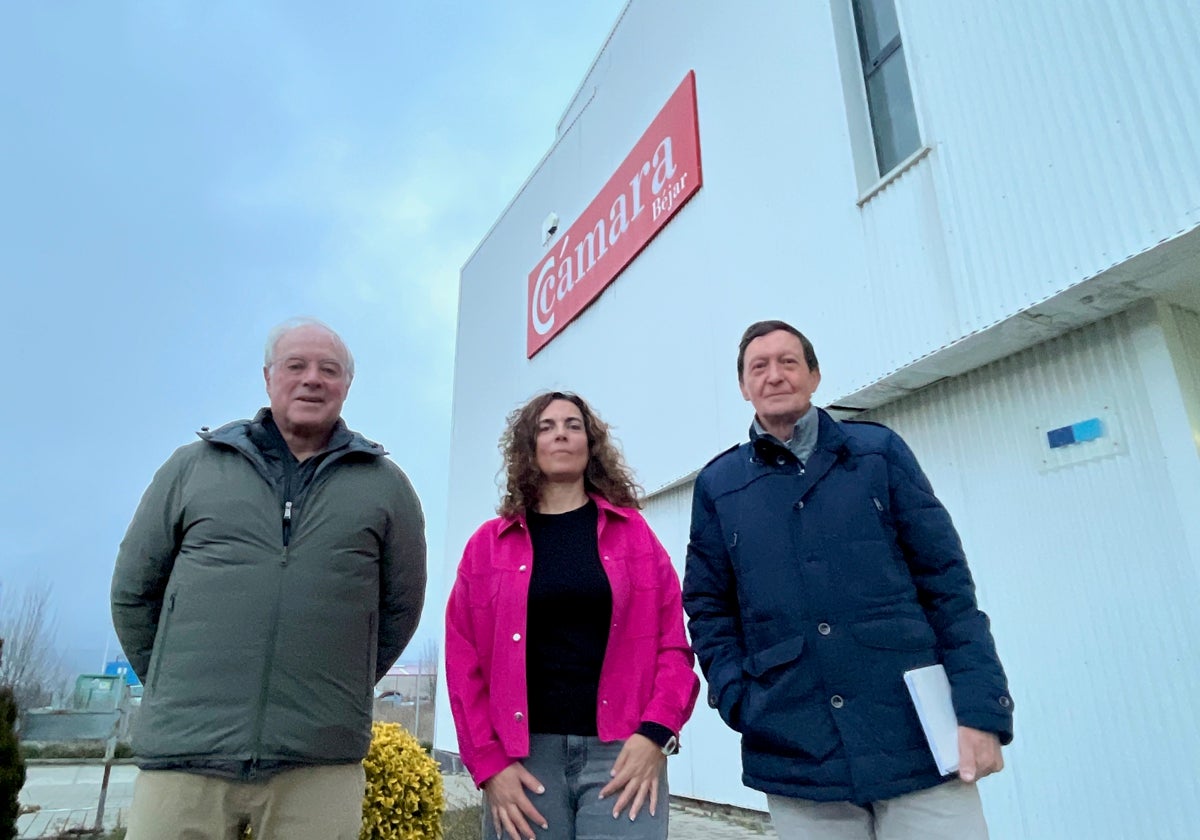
751, 404, 820, 465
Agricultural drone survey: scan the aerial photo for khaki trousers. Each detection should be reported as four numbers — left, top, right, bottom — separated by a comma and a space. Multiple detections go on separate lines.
767, 778, 989, 840
126, 764, 366, 840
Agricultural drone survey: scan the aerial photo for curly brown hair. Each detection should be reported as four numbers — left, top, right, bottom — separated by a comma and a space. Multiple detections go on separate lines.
497, 391, 642, 518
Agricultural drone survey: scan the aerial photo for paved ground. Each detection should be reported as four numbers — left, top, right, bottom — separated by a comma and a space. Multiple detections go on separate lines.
19, 764, 775, 839
18, 763, 137, 837
443, 772, 777, 839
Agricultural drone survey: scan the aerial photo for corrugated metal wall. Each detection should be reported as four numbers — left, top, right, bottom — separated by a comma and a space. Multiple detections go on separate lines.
642, 480, 768, 810
646, 307, 1200, 836
902, 0, 1200, 335
850, 0, 1200, 382
858, 149, 960, 375
860, 309, 1200, 839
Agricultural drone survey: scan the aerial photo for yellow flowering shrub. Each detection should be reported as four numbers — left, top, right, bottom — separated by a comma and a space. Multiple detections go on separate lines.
361, 721, 444, 840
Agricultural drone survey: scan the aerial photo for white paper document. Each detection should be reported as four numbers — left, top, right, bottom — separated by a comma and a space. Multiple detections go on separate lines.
903, 663, 960, 775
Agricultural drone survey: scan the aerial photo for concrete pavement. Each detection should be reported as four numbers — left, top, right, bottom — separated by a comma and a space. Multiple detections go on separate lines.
19, 764, 775, 839
18, 763, 136, 836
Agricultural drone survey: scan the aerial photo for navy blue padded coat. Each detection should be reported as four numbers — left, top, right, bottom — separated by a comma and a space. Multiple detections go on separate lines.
683, 409, 1012, 804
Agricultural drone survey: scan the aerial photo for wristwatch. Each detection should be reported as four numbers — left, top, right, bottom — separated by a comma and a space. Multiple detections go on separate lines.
660, 735, 679, 756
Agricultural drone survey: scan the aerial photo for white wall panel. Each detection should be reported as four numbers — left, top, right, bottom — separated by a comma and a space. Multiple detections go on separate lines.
901, 0, 1200, 334
857, 149, 959, 377
642, 482, 767, 810
861, 310, 1200, 839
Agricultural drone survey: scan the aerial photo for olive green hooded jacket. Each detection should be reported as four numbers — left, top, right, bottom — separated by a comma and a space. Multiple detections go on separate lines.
111, 413, 426, 770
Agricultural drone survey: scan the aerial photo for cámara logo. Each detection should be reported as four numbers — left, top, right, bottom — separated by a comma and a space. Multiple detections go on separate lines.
526, 71, 702, 358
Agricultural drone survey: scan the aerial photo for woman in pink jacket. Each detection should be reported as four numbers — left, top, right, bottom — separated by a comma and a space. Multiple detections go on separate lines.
446, 391, 699, 840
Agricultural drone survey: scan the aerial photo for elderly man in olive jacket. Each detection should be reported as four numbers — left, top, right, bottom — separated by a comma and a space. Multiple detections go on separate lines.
111, 318, 427, 840
683, 320, 1012, 840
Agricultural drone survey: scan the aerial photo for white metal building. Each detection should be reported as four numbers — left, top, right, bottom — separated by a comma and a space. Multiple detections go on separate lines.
435, 2, 1200, 837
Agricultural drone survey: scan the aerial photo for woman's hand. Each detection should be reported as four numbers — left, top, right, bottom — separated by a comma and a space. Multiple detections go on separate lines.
481, 762, 548, 840
598, 734, 666, 820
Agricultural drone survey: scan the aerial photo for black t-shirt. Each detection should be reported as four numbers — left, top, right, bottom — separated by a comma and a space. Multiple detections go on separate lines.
524, 500, 612, 735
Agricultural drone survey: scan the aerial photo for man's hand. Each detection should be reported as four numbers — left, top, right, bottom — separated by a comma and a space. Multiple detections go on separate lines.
481, 762, 547, 840
957, 726, 1003, 783
598, 734, 667, 820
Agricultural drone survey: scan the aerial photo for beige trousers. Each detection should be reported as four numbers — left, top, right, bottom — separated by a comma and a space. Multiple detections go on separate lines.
767, 778, 989, 840
125, 764, 366, 840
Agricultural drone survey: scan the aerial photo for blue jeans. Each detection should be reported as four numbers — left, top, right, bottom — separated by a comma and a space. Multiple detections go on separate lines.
483, 734, 669, 840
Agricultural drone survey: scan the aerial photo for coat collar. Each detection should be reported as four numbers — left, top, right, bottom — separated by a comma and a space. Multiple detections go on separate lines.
749, 407, 847, 458
198, 408, 387, 459
748, 408, 854, 499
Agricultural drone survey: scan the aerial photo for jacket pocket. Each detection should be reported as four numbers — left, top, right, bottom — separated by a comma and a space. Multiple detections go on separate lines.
850, 617, 936, 650
148, 592, 176, 694
740, 634, 837, 762
744, 634, 806, 677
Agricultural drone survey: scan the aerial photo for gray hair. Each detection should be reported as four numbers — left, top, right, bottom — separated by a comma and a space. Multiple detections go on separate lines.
264, 317, 356, 381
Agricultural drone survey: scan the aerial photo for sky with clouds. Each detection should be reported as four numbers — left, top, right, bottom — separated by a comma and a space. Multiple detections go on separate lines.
0, 2, 626, 674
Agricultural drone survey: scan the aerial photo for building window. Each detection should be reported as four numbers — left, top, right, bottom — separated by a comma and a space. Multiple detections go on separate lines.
852, 0, 920, 176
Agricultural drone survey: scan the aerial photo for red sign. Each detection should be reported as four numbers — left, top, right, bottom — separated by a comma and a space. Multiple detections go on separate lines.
527, 71, 703, 357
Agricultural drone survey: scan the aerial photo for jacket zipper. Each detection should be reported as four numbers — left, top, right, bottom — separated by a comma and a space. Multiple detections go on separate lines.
250, 503, 291, 775
282, 500, 293, 548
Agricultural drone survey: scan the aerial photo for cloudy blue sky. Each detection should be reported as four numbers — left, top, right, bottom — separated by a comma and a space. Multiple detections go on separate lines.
0, 2, 625, 673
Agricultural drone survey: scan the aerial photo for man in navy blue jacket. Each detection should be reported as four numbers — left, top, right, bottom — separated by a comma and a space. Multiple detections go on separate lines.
683, 320, 1012, 839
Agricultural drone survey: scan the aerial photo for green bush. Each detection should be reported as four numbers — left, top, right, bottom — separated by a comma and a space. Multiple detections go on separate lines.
0, 687, 24, 840
19, 742, 133, 761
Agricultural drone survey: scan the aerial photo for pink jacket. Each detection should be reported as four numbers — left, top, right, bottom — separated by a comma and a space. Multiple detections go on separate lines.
445, 495, 700, 786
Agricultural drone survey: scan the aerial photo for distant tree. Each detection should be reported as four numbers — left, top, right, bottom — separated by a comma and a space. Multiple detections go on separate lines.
419, 638, 438, 702
0, 640, 27, 840
0, 581, 66, 711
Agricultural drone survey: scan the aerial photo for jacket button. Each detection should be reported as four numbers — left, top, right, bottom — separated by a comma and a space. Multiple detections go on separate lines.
708, 694, 718, 708
817, 622, 831, 635
519, 564, 527, 572
830, 695, 844, 709
999, 696, 1012, 708
776, 455, 787, 465
794, 501, 805, 510
514, 712, 524, 722
512, 633, 521, 642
